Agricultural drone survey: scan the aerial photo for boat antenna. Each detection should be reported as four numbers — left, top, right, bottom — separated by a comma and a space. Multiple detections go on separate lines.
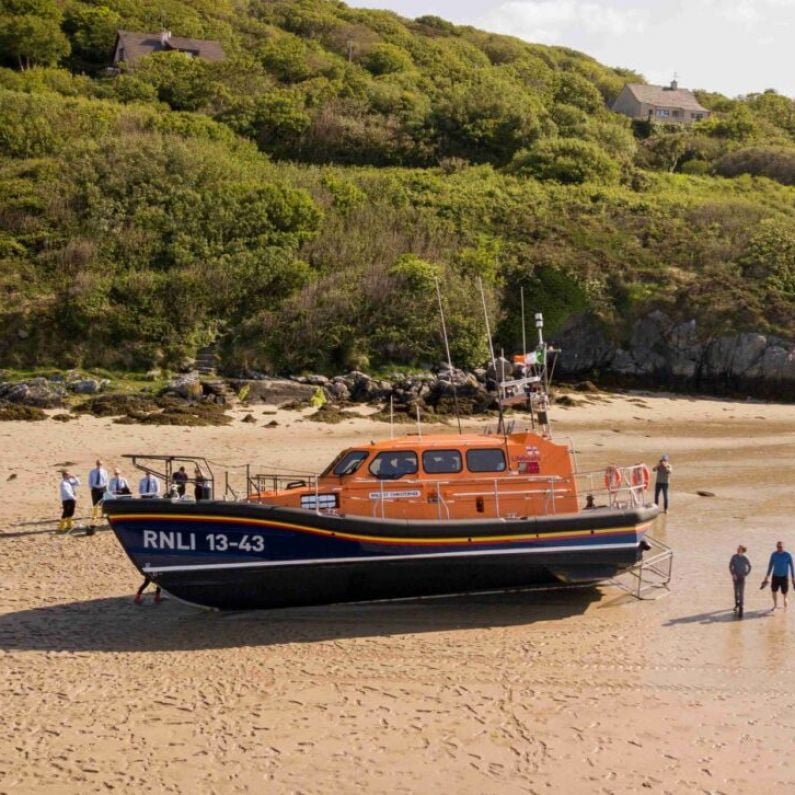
520, 286, 527, 358
415, 403, 422, 439
434, 277, 462, 435
478, 277, 498, 375
389, 394, 394, 439
478, 277, 507, 438
535, 311, 552, 437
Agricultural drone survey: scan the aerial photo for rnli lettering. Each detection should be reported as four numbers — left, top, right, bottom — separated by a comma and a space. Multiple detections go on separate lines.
141, 530, 265, 554
142, 530, 196, 550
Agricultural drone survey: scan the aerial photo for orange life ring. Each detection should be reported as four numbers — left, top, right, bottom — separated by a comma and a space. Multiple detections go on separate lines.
631, 464, 650, 490
604, 465, 622, 491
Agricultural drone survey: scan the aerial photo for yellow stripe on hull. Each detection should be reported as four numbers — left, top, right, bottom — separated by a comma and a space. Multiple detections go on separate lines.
113, 513, 653, 548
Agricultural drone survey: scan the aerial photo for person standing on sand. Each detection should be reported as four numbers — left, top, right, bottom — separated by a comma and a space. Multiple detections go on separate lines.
88, 459, 108, 525
729, 545, 752, 617
653, 454, 672, 512
58, 470, 80, 533
761, 541, 795, 610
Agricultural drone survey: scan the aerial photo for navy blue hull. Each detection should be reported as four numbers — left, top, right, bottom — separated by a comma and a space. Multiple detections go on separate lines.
104, 498, 657, 610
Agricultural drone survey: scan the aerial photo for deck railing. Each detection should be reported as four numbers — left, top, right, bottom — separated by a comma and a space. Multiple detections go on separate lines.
121, 455, 655, 520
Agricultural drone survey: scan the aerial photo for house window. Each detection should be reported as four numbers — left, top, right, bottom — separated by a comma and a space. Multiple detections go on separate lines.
422, 449, 462, 474
655, 109, 670, 118
691, 113, 704, 120
672, 110, 681, 118
466, 449, 507, 473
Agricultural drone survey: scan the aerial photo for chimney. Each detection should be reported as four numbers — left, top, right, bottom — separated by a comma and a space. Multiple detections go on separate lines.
160, 30, 171, 45
670, 78, 678, 90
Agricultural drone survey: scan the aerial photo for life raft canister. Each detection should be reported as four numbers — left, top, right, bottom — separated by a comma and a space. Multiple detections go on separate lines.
604, 465, 623, 491
631, 464, 650, 490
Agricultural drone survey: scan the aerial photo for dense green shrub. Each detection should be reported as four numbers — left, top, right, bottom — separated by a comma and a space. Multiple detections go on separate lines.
716, 146, 795, 186
510, 138, 619, 184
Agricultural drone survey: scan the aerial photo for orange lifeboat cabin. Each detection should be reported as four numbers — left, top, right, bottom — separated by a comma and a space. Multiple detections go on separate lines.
250, 430, 579, 521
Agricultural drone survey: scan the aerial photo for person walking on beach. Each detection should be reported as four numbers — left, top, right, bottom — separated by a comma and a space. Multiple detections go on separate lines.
139, 471, 160, 499
58, 470, 80, 533
729, 545, 752, 618
761, 541, 795, 610
88, 459, 108, 525
653, 454, 672, 513
109, 468, 131, 496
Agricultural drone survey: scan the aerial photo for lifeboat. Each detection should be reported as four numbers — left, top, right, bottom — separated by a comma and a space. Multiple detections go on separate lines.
104, 427, 658, 610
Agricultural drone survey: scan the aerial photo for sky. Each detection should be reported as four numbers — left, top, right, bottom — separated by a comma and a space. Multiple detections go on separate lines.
346, 0, 795, 98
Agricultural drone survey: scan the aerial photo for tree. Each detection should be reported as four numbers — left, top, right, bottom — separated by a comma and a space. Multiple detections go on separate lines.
62, 3, 121, 67
0, 13, 70, 68
554, 71, 603, 114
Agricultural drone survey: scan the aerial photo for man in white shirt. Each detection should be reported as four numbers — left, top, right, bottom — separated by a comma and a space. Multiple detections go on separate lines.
88, 459, 109, 523
58, 470, 80, 533
108, 468, 131, 497
139, 472, 160, 499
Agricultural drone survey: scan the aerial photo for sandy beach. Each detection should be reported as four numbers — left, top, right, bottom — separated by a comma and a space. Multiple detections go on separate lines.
2, 391, 795, 793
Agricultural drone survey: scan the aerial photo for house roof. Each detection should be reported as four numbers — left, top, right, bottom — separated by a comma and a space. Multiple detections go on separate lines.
621, 84, 708, 112
115, 30, 225, 64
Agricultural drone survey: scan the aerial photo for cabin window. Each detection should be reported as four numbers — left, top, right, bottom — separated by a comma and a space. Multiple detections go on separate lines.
369, 451, 418, 480
422, 449, 462, 474
466, 448, 507, 473
323, 450, 368, 477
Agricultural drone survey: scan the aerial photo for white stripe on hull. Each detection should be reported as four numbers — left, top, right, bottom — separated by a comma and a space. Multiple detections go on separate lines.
142, 541, 640, 575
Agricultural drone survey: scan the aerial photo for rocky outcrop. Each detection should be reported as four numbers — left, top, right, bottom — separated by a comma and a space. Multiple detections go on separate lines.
554, 311, 795, 399
0, 378, 66, 408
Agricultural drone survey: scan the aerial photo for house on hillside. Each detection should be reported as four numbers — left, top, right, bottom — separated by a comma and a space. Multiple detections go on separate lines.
113, 30, 225, 66
612, 80, 711, 124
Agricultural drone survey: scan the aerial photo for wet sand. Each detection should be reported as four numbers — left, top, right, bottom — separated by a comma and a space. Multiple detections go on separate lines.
1, 392, 795, 793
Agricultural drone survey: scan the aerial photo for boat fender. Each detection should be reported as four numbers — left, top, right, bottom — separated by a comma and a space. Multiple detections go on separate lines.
631, 464, 650, 490
604, 465, 622, 491
286, 480, 307, 489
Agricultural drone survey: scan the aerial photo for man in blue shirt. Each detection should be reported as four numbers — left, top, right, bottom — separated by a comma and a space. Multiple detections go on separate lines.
762, 541, 795, 610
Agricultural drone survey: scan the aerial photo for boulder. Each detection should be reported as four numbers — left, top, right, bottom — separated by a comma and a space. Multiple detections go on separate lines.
69, 379, 105, 395
348, 372, 392, 403
486, 357, 513, 384
0, 378, 65, 408
163, 373, 203, 400
326, 380, 350, 402
306, 374, 330, 386
226, 378, 315, 406
729, 333, 768, 378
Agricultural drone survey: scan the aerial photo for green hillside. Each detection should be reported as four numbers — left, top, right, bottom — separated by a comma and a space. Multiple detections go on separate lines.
1, 0, 794, 373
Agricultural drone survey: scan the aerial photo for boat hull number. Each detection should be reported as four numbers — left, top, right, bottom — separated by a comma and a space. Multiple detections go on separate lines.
142, 530, 265, 553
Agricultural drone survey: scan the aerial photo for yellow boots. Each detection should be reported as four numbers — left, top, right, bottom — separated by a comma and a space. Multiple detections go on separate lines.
56, 517, 74, 533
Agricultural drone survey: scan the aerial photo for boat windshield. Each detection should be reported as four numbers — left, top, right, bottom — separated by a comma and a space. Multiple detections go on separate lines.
322, 450, 369, 478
